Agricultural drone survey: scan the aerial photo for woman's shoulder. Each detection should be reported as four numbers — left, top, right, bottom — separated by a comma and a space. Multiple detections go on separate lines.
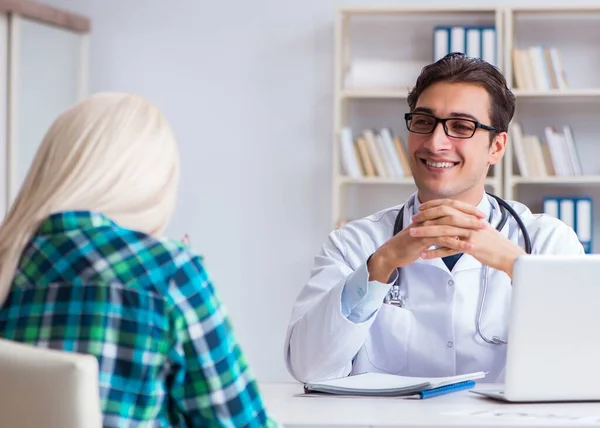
83, 223, 207, 289
120, 228, 204, 271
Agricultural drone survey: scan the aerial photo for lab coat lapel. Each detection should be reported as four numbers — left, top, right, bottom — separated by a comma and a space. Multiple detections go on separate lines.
451, 253, 481, 272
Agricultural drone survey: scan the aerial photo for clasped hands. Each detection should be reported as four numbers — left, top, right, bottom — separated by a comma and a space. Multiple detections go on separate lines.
409, 199, 525, 277
370, 199, 525, 282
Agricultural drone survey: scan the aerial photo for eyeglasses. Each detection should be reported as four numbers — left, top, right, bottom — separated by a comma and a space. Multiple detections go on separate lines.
404, 112, 497, 139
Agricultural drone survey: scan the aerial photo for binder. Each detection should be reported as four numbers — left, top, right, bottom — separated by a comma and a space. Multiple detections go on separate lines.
543, 197, 559, 219
433, 25, 496, 64
481, 27, 496, 66
465, 27, 481, 58
559, 198, 575, 230
543, 196, 593, 253
433, 26, 449, 61
450, 26, 466, 54
575, 198, 593, 253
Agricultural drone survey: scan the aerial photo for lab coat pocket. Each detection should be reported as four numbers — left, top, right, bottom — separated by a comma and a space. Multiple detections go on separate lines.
363, 303, 413, 374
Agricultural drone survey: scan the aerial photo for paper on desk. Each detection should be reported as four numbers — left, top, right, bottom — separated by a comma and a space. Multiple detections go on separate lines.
309, 371, 485, 389
445, 410, 600, 425
304, 371, 486, 396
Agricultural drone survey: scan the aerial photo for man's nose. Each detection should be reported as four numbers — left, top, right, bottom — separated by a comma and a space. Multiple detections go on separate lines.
424, 122, 452, 152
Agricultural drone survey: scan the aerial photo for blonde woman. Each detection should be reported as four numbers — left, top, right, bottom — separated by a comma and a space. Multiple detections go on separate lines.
0, 93, 277, 427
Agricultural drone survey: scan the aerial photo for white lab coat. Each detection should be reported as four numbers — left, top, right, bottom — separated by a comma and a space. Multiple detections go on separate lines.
284, 193, 584, 384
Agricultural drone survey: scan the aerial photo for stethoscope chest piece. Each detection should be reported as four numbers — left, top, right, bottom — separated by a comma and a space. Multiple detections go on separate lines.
384, 284, 406, 308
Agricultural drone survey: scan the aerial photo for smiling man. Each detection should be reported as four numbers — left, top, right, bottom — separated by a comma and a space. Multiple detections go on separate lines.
284, 53, 584, 384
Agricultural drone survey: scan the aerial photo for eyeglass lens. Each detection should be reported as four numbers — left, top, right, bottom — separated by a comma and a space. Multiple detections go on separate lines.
408, 114, 476, 138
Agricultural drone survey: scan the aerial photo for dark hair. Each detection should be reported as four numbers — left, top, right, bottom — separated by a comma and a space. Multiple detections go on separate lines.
407, 53, 515, 136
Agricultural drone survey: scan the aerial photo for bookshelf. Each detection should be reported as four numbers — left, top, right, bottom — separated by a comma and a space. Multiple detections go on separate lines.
332, 6, 503, 227
503, 7, 600, 207
332, 6, 600, 252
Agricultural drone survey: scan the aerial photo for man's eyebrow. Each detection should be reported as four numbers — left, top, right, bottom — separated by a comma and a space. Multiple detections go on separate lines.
412, 107, 433, 115
448, 112, 480, 122
412, 107, 483, 123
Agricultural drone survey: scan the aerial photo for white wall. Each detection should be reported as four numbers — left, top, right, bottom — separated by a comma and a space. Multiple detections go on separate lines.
38, 0, 600, 382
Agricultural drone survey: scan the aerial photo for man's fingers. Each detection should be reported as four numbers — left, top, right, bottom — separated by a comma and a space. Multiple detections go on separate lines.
415, 215, 487, 230
420, 237, 473, 258
412, 206, 485, 226
410, 225, 473, 239
417, 199, 486, 219
411, 206, 447, 223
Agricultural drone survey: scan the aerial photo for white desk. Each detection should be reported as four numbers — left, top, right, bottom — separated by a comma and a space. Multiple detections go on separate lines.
260, 383, 600, 428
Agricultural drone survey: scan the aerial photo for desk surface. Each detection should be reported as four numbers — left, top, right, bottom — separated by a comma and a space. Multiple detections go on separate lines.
260, 383, 600, 428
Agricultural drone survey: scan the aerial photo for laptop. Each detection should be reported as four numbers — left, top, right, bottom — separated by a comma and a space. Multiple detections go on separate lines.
472, 254, 600, 402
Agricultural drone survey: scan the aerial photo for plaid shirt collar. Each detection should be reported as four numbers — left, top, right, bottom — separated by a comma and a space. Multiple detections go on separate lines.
37, 211, 119, 235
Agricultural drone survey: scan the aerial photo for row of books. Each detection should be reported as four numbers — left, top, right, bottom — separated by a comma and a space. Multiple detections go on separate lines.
434, 25, 497, 66
339, 127, 412, 178
543, 197, 592, 253
512, 46, 568, 91
510, 123, 582, 178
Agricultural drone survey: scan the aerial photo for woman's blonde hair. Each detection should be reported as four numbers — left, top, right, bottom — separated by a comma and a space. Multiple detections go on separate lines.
0, 92, 180, 305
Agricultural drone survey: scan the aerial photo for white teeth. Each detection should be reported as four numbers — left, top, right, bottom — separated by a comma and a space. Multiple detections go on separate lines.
426, 160, 454, 168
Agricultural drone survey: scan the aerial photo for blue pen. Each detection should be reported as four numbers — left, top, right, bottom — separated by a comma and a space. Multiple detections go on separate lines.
417, 380, 476, 399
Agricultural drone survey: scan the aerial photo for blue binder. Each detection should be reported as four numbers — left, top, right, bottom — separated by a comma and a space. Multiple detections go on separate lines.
543, 196, 593, 254
432, 25, 496, 65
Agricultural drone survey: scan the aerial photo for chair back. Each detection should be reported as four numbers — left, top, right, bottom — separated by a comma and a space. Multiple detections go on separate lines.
0, 338, 102, 428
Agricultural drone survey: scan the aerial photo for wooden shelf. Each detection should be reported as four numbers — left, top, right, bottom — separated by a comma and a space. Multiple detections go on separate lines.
341, 88, 600, 100
510, 6, 600, 13
340, 88, 411, 99
340, 6, 499, 15
510, 176, 600, 185
512, 89, 600, 98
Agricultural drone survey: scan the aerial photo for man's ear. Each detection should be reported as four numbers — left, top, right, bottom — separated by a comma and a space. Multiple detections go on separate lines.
488, 132, 507, 166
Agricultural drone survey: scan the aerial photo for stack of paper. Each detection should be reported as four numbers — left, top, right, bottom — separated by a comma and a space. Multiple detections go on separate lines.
304, 371, 486, 397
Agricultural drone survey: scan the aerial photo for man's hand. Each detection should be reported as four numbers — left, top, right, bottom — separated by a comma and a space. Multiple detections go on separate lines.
409, 199, 526, 278
367, 201, 487, 283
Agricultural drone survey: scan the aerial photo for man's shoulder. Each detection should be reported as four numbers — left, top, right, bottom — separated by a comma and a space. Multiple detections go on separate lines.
503, 199, 568, 229
339, 204, 403, 234
328, 205, 404, 253
503, 198, 582, 253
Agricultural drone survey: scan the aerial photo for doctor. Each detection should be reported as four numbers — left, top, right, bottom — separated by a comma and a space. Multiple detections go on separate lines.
284, 53, 584, 384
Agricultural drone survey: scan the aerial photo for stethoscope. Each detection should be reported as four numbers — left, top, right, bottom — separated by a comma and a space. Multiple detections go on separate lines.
384, 192, 532, 345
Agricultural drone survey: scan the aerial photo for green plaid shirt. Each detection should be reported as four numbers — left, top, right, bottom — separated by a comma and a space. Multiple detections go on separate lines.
0, 211, 277, 427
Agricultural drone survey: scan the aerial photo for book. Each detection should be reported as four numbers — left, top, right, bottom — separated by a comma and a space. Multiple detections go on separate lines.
303, 371, 486, 397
